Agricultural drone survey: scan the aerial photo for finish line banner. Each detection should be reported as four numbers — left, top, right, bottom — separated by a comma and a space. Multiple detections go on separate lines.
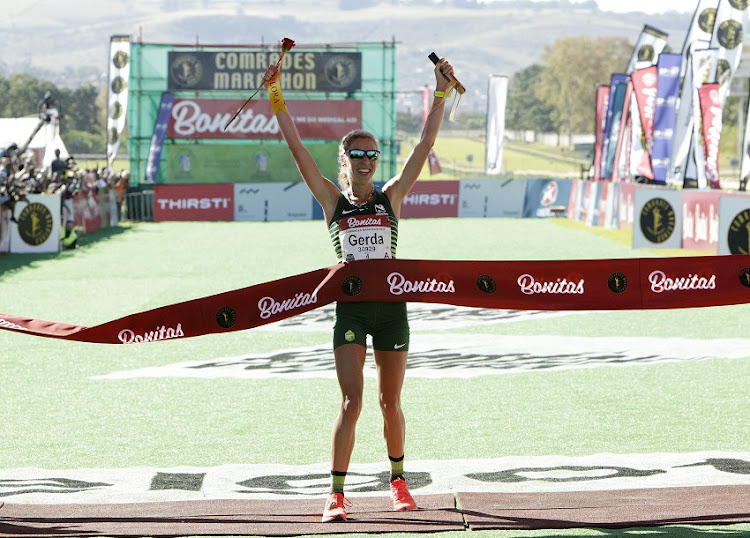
2, 256, 750, 344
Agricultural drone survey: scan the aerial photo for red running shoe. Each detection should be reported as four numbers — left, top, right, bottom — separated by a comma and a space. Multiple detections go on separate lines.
321, 492, 350, 522
390, 477, 417, 511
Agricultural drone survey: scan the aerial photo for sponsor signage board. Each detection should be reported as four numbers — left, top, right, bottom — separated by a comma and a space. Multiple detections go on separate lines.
9, 194, 61, 254
167, 51, 362, 93
154, 184, 234, 221
618, 182, 637, 232
682, 189, 720, 252
234, 182, 313, 222
632, 186, 683, 249
167, 98, 361, 141
522, 179, 572, 218
400, 180, 459, 219
718, 193, 750, 255
458, 178, 526, 218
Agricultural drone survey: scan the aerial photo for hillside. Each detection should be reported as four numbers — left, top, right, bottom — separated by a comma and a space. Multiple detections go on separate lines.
0, 1, 692, 111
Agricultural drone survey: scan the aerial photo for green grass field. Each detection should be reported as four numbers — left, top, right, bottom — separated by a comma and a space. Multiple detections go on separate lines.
2, 218, 750, 537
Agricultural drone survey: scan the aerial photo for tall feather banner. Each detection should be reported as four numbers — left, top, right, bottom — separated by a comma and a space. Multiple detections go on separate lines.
106, 35, 131, 170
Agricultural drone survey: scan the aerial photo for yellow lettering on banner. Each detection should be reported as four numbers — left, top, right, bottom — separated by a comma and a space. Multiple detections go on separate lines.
268, 76, 286, 115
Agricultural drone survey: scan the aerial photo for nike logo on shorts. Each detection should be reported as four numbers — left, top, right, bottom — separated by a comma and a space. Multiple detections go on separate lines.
394, 343, 406, 349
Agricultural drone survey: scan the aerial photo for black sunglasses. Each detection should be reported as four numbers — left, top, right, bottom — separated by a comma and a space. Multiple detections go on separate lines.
347, 149, 380, 161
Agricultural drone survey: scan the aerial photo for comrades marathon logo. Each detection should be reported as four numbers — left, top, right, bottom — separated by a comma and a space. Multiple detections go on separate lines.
718, 19, 743, 50
640, 197, 676, 244
118, 324, 185, 344
111, 76, 127, 95
258, 291, 318, 320
342, 276, 362, 297
648, 271, 716, 293
110, 101, 124, 120
729, 0, 749, 10
608, 272, 628, 294
17, 202, 53, 246
216, 307, 236, 329
637, 45, 655, 63
476, 275, 496, 294
517, 274, 584, 296
716, 60, 731, 81
727, 209, 750, 254
739, 268, 750, 288
387, 272, 455, 295
699, 8, 718, 34
112, 50, 129, 69
323, 54, 358, 90
170, 54, 204, 88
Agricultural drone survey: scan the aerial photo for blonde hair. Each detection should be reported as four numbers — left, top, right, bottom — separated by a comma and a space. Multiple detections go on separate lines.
337, 129, 379, 190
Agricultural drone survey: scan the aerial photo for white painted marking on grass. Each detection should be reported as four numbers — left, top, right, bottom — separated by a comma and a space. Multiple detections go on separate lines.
2, 452, 750, 504
93, 334, 750, 380
260, 303, 587, 332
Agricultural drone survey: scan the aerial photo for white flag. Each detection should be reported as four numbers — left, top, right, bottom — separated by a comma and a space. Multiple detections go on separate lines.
626, 25, 668, 74
106, 35, 131, 169
709, 0, 749, 106
485, 75, 508, 176
680, 0, 720, 82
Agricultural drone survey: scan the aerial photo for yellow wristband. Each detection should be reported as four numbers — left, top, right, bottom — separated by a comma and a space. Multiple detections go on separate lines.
267, 74, 287, 115
434, 90, 453, 98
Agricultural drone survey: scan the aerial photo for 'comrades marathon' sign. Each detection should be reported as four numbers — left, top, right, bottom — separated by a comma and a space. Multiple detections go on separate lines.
167, 50, 362, 92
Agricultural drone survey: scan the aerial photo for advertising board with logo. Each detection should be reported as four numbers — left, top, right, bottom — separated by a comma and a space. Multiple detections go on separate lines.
718, 193, 750, 255
458, 178, 526, 218
154, 184, 234, 222
522, 179, 572, 218
682, 189, 719, 252
596, 181, 620, 229
632, 186, 682, 249
167, 99, 361, 141
582, 181, 602, 226
9, 194, 61, 254
234, 182, 313, 222
167, 51, 362, 93
618, 182, 637, 232
400, 181, 459, 219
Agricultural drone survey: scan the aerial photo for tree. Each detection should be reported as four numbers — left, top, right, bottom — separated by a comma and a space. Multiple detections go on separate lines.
67, 83, 103, 134
2, 73, 57, 118
536, 36, 632, 141
0, 73, 106, 153
506, 64, 556, 132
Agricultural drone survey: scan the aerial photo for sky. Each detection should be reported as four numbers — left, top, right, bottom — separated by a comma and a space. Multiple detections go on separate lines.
571, 0, 694, 14
501, 0, 696, 14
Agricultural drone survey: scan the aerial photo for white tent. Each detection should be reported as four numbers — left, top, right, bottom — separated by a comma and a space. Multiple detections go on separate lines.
0, 115, 69, 168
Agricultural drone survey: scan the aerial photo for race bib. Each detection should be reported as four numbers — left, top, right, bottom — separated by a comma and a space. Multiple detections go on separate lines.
338, 214, 392, 261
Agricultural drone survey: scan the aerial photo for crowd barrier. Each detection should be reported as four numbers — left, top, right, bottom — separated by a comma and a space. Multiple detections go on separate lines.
566, 179, 750, 255
8, 179, 750, 256
150, 179, 570, 223
0, 188, 118, 254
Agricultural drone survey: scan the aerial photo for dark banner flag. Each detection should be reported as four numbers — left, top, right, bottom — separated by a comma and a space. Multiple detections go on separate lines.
601, 74, 629, 180
592, 85, 610, 181
651, 53, 682, 183
167, 50, 362, 93
699, 83, 722, 189
630, 66, 658, 179
145, 92, 175, 183
611, 80, 633, 182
